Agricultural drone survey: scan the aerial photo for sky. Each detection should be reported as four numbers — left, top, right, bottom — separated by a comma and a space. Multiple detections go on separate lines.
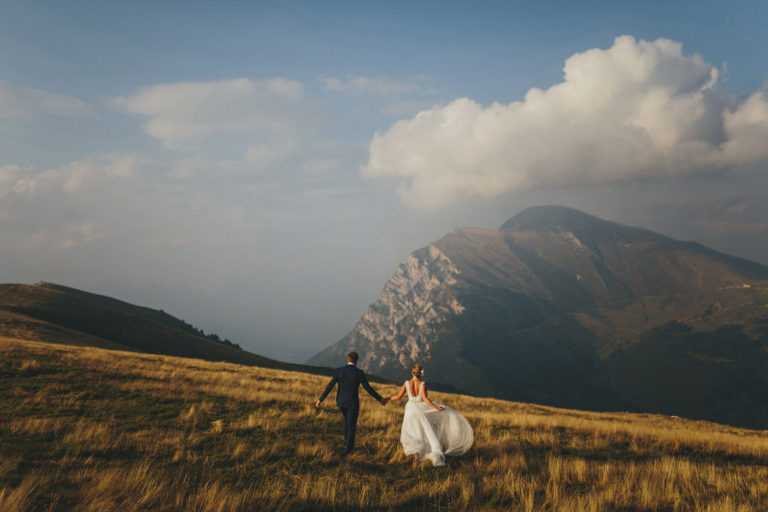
2, 1, 767, 362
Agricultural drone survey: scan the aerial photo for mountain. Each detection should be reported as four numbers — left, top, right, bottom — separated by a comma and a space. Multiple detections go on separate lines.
0, 282, 327, 374
309, 205, 768, 428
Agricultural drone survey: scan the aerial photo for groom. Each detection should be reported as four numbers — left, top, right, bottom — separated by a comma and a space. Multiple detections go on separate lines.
315, 351, 388, 454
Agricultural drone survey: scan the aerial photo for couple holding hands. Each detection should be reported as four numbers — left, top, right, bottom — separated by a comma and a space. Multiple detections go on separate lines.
315, 351, 473, 466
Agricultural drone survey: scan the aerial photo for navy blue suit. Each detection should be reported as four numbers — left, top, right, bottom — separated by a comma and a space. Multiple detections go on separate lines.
318, 363, 383, 452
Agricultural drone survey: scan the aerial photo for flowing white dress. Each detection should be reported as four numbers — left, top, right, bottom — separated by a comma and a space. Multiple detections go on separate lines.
399, 380, 473, 466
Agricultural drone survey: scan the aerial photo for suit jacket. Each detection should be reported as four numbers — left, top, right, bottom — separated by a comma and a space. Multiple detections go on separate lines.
318, 364, 382, 409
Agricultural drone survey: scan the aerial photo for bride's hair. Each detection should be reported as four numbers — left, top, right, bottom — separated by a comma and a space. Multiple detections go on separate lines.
411, 364, 424, 378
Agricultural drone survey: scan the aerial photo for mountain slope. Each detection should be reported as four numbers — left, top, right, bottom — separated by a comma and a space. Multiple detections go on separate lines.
4, 337, 767, 511
0, 282, 326, 374
309, 205, 768, 428
37, 282, 241, 347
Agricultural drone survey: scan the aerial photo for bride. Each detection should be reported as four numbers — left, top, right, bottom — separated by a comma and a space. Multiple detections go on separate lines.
388, 364, 473, 466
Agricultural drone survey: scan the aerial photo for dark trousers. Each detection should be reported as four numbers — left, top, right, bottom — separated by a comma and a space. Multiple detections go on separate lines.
339, 406, 359, 452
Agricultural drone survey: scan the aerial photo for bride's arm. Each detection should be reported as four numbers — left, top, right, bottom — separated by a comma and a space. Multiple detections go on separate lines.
390, 383, 406, 402
420, 383, 445, 411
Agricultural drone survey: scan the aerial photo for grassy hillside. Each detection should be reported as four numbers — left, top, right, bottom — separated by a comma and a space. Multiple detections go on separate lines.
0, 282, 331, 376
2, 337, 767, 511
35, 282, 243, 348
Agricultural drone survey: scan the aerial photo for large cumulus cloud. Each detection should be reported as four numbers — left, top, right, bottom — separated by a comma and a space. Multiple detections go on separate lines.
363, 36, 768, 209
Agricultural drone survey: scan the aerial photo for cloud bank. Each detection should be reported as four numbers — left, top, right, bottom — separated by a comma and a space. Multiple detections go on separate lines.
113, 78, 306, 148
363, 36, 768, 209
0, 80, 89, 118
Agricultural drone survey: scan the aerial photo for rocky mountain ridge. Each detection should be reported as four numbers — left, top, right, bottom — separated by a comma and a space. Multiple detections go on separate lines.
310, 205, 768, 428
355, 244, 464, 372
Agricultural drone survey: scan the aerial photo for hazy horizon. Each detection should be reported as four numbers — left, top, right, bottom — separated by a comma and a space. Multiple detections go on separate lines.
2, 2, 767, 363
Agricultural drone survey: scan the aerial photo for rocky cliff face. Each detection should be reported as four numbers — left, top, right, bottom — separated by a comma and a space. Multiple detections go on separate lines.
309, 244, 466, 378
309, 206, 768, 428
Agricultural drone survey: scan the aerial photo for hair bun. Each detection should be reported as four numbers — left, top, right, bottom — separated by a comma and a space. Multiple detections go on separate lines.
411, 364, 424, 378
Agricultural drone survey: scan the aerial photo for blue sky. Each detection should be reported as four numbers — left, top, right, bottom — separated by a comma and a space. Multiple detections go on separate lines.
2, 1, 767, 362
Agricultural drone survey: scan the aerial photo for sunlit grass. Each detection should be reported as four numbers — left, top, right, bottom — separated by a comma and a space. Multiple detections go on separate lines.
1, 337, 767, 511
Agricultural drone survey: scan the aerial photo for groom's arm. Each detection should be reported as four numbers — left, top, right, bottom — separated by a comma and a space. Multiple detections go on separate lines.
317, 373, 338, 406
361, 372, 383, 403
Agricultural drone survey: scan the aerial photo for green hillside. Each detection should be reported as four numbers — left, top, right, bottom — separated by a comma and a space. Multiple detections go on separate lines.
0, 282, 329, 376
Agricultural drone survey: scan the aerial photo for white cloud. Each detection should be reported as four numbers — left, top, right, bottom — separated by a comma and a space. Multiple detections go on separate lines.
0, 80, 90, 118
0, 155, 145, 200
11, 222, 103, 254
56, 223, 103, 252
106, 155, 148, 179
13, 179, 36, 198
38, 155, 144, 194
363, 36, 768, 209
322, 74, 427, 97
0, 165, 36, 198
716, 91, 768, 166
113, 78, 306, 148
0, 154, 231, 259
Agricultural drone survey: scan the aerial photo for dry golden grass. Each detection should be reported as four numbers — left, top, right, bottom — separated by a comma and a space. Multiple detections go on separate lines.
1, 337, 766, 511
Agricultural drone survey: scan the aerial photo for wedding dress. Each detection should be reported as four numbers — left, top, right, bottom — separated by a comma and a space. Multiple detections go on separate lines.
399, 380, 473, 466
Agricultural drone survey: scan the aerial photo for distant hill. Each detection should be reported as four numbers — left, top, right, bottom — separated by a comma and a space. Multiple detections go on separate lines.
309, 205, 768, 428
0, 282, 329, 375
37, 282, 242, 348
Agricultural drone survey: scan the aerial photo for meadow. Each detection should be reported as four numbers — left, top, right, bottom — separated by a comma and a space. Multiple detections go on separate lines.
1, 337, 767, 511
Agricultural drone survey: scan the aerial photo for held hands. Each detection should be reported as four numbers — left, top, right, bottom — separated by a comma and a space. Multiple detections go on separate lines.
317, 398, 389, 407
